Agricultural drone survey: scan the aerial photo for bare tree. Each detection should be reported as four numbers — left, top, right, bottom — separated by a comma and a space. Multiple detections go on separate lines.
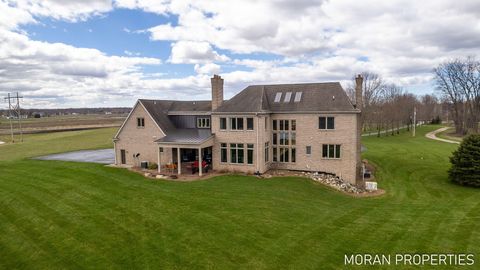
434, 57, 480, 134
419, 94, 439, 122
348, 72, 386, 132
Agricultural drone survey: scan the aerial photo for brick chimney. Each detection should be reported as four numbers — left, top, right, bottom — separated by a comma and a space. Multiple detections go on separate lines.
355, 74, 363, 110
211, 74, 224, 111
354, 74, 364, 187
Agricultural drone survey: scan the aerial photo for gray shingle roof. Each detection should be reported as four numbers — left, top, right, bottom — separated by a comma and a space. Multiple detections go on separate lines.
139, 100, 176, 134
155, 129, 212, 144
214, 82, 357, 113
139, 99, 212, 133
169, 101, 211, 112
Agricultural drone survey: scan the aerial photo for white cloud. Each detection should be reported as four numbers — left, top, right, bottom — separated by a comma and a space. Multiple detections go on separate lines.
124, 50, 141, 56
0, 29, 163, 108
133, 0, 480, 91
169, 41, 229, 64
10, 0, 112, 22
194, 63, 220, 75
1, 0, 480, 108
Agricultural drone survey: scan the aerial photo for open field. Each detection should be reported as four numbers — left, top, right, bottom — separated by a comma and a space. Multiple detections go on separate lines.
0, 114, 125, 135
0, 126, 478, 269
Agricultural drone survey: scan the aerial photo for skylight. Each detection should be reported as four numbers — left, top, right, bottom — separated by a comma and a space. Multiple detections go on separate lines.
284, 92, 292, 102
274, 92, 282, 102
294, 92, 303, 102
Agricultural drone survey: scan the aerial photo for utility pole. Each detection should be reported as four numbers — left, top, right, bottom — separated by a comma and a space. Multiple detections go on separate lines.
6, 93, 14, 143
412, 106, 417, 137
16, 92, 23, 142
4, 92, 24, 143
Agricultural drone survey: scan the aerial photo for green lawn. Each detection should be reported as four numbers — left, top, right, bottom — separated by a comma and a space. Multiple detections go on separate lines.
436, 127, 464, 142
0, 126, 478, 269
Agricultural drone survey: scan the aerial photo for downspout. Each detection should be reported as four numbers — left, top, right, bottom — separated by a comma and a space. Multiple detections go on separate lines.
113, 140, 117, 165
256, 113, 260, 174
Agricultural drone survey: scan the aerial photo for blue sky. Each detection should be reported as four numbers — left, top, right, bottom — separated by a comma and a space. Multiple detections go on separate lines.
1, 0, 479, 108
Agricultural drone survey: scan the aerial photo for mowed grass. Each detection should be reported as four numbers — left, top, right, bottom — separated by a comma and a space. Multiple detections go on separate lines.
0, 126, 479, 269
0, 128, 116, 161
436, 127, 464, 142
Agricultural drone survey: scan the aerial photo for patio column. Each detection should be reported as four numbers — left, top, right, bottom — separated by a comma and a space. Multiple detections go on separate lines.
198, 147, 202, 177
177, 147, 181, 175
157, 146, 161, 173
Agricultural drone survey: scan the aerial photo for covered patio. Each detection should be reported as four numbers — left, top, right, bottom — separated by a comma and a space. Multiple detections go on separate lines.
155, 129, 214, 177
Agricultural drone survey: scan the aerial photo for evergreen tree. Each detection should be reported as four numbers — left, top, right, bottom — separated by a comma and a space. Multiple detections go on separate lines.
449, 134, 480, 187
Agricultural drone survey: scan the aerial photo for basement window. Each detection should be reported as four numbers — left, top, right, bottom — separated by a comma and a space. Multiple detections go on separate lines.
274, 92, 282, 102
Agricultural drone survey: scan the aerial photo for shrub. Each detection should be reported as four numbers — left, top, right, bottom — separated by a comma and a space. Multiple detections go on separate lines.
448, 134, 480, 187
148, 163, 158, 170
431, 115, 442, 124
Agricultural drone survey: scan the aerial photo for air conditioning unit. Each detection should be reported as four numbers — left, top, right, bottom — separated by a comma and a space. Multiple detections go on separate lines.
365, 181, 377, 191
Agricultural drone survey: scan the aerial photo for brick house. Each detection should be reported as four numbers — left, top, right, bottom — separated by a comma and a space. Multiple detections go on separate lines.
114, 74, 363, 185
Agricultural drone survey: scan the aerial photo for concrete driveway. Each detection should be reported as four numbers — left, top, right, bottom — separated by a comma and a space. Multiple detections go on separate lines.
35, 149, 115, 164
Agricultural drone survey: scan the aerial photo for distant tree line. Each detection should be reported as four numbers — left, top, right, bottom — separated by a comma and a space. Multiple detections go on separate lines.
347, 72, 444, 137
0, 107, 131, 118
434, 57, 480, 135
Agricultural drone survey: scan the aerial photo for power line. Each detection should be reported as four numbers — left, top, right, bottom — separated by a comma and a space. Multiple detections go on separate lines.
4, 92, 24, 143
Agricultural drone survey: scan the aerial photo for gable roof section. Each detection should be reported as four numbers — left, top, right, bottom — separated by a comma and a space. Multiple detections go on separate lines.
214, 82, 357, 113
114, 100, 166, 139
139, 100, 176, 134
115, 99, 213, 140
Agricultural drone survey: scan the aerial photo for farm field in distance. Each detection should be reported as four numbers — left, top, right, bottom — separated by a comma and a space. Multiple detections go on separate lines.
0, 114, 127, 135
0, 125, 478, 269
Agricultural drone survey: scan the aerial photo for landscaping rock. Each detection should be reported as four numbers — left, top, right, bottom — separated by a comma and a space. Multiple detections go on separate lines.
156, 174, 167, 179
305, 172, 367, 194
144, 172, 151, 177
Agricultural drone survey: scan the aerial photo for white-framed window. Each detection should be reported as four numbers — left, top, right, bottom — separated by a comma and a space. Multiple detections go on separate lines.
247, 117, 254, 130
230, 117, 244, 130
272, 119, 296, 163
197, 117, 210, 128
137, 117, 145, 127
274, 92, 282, 102
247, 144, 254, 164
221, 143, 227, 163
220, 118, 227, 130
294, 92, 302, 102
284, 92, 292, 102
319, 116, 335, 130
230, 143, 244, 163
306, 146, 312, 155
322, 144, 341, 159
279, 147, 289, 162
265, 142, 269, 162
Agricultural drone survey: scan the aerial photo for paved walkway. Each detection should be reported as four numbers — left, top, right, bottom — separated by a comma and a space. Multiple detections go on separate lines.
35, 149, 115, 164
425, 127, 460, 144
